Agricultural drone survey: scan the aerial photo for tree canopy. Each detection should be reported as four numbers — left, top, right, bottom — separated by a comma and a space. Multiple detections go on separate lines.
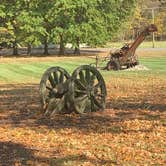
0, 0, 136, 55
114, 0, 166, 41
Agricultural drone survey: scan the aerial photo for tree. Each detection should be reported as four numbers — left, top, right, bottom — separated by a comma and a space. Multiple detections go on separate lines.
0, 0, 51, 55
17, 0, 45, 55
50, 0, 74, 55
1, 0, 137, 56
35, 0, 56, 55
0, 0, 26, 55
53, 0, 136, 55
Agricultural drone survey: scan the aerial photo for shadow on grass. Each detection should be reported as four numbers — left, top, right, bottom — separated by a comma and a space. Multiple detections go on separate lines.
0, 84, 165, 134
0, 141, 116, 165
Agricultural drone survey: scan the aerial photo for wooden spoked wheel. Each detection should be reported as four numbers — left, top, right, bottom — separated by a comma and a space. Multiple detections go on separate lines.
39, 67, 70, 114
69, 65, 107, 114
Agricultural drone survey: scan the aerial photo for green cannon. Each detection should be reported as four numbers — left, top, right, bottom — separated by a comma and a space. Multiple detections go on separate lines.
39, 65, 107, 115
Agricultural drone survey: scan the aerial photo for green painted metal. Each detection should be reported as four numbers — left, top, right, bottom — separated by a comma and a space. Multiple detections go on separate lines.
39, 65, 107, 115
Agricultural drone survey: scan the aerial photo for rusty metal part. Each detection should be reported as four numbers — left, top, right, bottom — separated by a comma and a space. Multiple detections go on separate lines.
106, 24, 157, 70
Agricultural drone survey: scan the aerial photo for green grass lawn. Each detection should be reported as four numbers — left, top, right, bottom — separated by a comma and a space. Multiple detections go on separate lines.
0, 55, 166, 84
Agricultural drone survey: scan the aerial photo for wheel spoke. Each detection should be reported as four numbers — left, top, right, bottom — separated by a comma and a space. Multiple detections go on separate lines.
96, 93, 105, 98
85, 69, 91, 83
75, 89, 87, 94
75, 79, 86, 90
90, 74, 95, 86
91, 95, 102, 108
75, 95, 88, 101
53, 71, 59, 84
59, 72, 64, 83
94, 82, 101, 89
79, 71, 85, 84
91, 98, 95, 112
48, 74, 56, 88
46, 86, 52, 91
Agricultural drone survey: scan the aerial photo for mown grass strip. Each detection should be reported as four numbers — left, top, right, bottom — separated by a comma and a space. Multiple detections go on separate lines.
0, 56, 165, 83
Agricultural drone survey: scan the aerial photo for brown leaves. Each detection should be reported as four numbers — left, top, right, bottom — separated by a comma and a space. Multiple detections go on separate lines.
0, 80, 166, 165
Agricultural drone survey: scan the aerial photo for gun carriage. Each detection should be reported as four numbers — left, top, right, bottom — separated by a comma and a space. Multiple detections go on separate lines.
39, 65, 107, 115
106, 24, 158, 70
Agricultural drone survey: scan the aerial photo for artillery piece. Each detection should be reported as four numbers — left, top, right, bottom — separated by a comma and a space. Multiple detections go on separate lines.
106, 24, 158, 70
39, 65, 107, 115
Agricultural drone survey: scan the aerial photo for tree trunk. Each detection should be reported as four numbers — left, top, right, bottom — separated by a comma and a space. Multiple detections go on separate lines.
43, 36, 49, 55
13, 41, 18, 55
59, 34, 65, 55
27, 43, 32, 55
74, 37, 80, 55
74, 47, 80, 55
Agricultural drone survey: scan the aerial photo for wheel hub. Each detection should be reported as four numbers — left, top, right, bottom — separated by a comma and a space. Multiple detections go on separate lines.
86, 85, 94, 97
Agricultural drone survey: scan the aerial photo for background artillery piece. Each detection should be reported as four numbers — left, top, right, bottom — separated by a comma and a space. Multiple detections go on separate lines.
39, 65, 107, 115
106, 24, 158, 70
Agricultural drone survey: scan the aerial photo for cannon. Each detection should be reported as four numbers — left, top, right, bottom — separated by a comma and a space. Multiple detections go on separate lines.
39, 65, 107, 115
106, 24, 158, 70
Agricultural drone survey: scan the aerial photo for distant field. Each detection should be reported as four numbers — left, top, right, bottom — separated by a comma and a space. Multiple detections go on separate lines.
106, 41, 166, 49
0, 51, 165, 84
